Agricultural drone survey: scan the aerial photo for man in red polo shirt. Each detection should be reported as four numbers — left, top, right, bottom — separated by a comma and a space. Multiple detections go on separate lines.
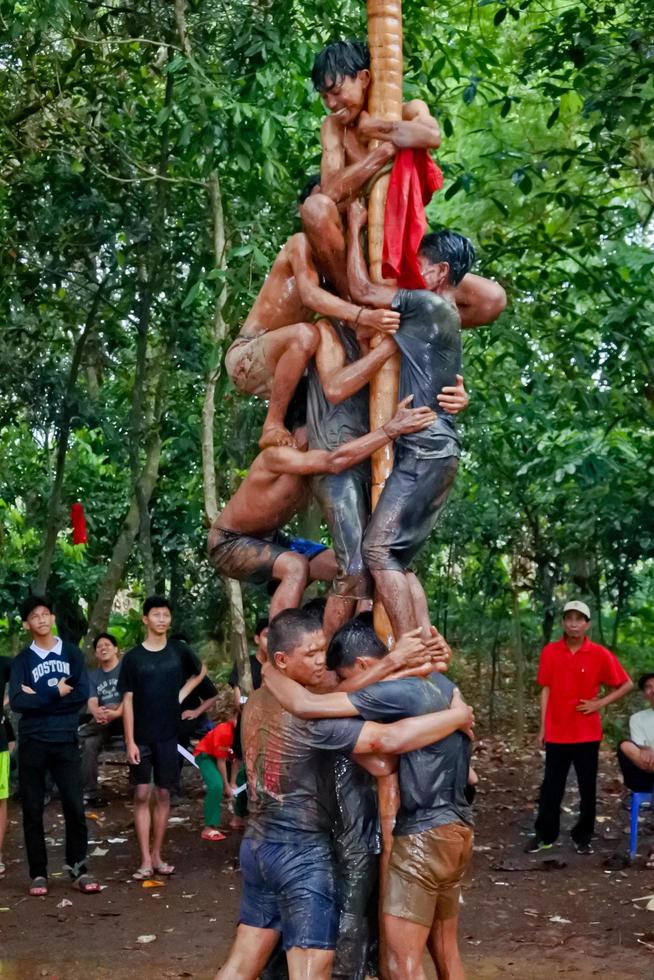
526, 600, 633, 855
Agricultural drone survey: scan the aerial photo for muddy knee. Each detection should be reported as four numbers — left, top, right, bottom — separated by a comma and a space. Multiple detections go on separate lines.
273, 551, 310, 588
300, 192, 338, 233
291, 321, 320, 357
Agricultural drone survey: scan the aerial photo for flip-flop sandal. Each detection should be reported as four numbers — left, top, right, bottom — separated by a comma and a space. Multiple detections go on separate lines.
72, 873, 101, 894
201, 829, 226, 842
153, 863, 175, 875
29, 876, 48, 897
132, 866, 154, 881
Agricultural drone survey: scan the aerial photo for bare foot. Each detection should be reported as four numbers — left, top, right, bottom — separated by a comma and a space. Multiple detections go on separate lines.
258, 426, 297, 450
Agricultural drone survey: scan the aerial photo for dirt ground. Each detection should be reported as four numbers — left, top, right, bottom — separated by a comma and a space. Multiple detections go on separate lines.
1, 739, 654, 979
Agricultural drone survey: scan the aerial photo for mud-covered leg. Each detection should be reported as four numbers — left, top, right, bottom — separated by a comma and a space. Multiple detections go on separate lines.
259, 322, 320, 449
300, 194, 349, 300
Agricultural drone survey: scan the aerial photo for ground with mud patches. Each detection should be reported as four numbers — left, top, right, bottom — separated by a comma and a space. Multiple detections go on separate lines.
1, 739, 653, 979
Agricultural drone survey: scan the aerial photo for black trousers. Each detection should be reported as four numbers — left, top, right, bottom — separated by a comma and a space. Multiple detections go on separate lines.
19, 737, 88, 879
617, 744, 654, 793
534, 741, 599, 846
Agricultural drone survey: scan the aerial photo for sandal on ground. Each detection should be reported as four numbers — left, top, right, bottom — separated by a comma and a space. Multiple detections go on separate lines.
72, 872, 101, 894
29, 876, 48, 897
646, 851, 654, 869
153, 862, 175, 875
201, 829, 226, 842
132, 866, 154, 880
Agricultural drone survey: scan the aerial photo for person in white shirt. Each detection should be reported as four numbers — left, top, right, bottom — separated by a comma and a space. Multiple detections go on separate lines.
617, 673, 654, 804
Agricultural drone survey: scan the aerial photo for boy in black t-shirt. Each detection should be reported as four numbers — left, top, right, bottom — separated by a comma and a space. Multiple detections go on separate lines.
118, 596, 205, 879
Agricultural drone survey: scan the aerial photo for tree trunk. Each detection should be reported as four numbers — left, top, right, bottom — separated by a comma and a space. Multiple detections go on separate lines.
199, 168, 253, 694
83, 418, 163, 656
35, 277, 109, 593
511, 589, 525, 741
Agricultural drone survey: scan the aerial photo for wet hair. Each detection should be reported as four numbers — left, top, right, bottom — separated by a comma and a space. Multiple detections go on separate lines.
93, 632, 118, 650
419, 230, 476, 286
20, 594, 54, 621
638, 673, 654, 691
284, 376, 308, 432
298, 174, 321, 205
311, 40, 370, 92
268, 608, 321, 661
255, 616, 269, 638
302, 596, 327, 626
327, 618, 386, 671
143, 595, 172, 616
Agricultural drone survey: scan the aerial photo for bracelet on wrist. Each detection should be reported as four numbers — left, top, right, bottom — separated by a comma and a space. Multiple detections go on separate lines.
354, 307, 364, 327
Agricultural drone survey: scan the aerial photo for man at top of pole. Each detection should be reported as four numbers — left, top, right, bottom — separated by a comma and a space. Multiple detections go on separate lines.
302, 39, 441, 293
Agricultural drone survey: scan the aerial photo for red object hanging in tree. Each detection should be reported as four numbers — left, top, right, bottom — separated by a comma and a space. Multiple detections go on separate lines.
382, 148, 443, 289
71, 502, 88, 545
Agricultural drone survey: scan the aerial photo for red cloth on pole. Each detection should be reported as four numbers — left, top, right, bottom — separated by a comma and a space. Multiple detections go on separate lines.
71, 502, 87, 545
381, 148, 443, 289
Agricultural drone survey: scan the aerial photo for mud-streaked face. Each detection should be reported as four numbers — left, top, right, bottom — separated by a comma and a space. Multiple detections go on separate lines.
320, 70, 369, 125
274, 629, 327, 687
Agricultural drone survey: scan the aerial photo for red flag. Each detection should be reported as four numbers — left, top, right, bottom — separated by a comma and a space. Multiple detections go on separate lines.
71, 502, 87, 545
381, 148, 443, 289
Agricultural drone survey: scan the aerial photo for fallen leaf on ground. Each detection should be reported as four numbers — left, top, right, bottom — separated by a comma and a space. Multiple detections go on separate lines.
549, 915, 572, 924
137, 934, 157, 943
143, 879, 165, 888
90, 847, 108, 857
56, 899, 73, 909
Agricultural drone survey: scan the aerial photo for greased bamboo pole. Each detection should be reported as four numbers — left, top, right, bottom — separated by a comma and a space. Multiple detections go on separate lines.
367, 0, 402, 647
367, 6, 403, 977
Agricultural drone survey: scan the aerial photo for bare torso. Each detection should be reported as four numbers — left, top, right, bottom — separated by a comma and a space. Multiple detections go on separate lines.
242, 235, 313, 335
217, 452, 309, 536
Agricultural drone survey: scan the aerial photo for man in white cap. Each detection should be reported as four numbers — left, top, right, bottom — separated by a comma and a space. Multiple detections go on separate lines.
526, 600, 633, 855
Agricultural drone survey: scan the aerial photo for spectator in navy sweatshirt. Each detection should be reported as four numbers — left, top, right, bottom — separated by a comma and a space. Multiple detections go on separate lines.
9, 595, 100, 896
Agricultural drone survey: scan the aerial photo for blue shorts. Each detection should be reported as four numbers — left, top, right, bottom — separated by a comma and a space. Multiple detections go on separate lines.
239, 837, 338, 950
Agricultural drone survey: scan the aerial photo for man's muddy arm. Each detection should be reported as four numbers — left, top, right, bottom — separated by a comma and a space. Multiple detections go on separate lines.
316, 318, 397, 404
320, 117, 395, 204
262, 398, 434, 477
347, 203, 397, 308
289, 236, 367, 323
358, 100, 441, 150
335, 629, 429, 693
455, 273, 507, 329
262, 663, 359, 718
353, 700, 474, 755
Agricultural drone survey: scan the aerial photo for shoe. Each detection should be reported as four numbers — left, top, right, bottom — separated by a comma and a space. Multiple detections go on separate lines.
524, 836, 553, 854
575, 841, 594, 855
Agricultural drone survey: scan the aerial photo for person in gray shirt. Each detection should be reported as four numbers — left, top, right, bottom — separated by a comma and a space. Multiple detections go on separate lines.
79, 633, 123, 805
263, 618, 474, 980
347, 198, 506, 641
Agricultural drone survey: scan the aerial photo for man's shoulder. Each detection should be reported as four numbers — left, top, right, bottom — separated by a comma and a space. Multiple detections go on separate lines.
60, 640, 83, 659
122, 644, 144, 662
631, 708, 653, 724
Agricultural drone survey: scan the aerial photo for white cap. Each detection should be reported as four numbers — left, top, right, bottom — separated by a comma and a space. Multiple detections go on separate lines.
563, 600, 591, 620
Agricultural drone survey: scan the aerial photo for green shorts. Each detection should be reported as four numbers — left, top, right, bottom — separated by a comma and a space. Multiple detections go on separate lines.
0, 750, 9, 801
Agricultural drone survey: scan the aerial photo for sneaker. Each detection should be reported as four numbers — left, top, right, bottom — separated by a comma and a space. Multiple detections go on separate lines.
524, 836, 553, 854
575, 841, 594, 855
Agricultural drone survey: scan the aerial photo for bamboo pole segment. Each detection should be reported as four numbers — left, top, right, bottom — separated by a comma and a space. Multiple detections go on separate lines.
367, 0, 402, 646
367, 7, 403, 976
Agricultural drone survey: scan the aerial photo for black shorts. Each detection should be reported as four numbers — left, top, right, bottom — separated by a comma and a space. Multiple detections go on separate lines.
207, 526, 289, 586
311, 464, 372, 599
363, 448, 458, 572
129, 738, 179, 790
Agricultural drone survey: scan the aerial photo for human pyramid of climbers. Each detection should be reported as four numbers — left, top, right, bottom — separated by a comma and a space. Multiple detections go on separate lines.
210, 38, 506, 980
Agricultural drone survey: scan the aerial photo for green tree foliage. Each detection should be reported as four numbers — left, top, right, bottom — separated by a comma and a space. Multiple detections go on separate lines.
1, 1, 652, 716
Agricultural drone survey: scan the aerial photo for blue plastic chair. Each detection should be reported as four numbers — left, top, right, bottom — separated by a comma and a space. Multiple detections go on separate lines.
629, 791, 654, 858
